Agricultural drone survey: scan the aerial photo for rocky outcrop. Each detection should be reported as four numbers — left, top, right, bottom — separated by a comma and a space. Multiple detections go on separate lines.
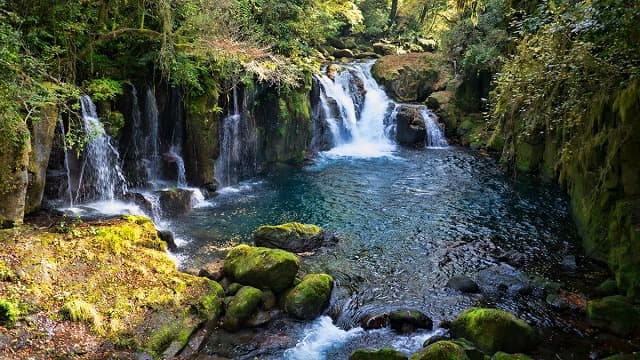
0, 120, 30, 228
283, 273, 333, 320
254, 222, 336, 252
185, 87, 220, 191
371, 53, 442, 102
450, 308, 536, 354
156, 188, 194, 216
223, 245, 300, 293
395, 105, 426, 145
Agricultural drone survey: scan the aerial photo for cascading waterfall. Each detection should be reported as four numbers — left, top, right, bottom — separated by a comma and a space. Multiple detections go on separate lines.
215, 86, 257, 187
77, 95, 127, 201
315, 60, 448, 154
316, 61, 397, 157
419, 107, 449, 148
144, 87, 162, 184
58, 119, 74, 206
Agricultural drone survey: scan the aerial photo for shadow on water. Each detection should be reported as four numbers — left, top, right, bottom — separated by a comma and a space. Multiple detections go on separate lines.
171, 146, 613, 359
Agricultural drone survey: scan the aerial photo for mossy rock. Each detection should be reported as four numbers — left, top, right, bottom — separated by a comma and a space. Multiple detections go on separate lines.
0, 299, 20, 327
587, 295, 640, 336
596, 279, 619, 297
226, 286, 263, 321
371, 53, 442, 103
283, 273, 333, 320
410, 340, 470, 360
602, 353, 640, 360
60, 299, 104, 334
450, 308, 536, 354
389, 309, 433, 333
223, 245, 300, 293
350, 347, 408, 360
254, 222, 326, 252
194, 280, 224, 321
452, 339, 487, 360
491, 352, 533, 360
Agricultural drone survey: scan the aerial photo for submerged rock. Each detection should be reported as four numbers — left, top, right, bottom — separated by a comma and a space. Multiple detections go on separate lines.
350, 348, 408, 360
254, 222, 336, 252
389, 309, 433, 333
587, 295, 640, 336
361, 313, 389, 329
283, 273, 333, 320
476, 264, 532, 297
410, 341, 469, 360
446, 275, 480, 294
223, 245, 300, 293
450, 308, 536, 354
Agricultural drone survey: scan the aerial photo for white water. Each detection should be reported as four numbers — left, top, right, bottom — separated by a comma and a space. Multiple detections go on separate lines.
317, 62, 397, 158
215, 86, 257, 186
420, 108, 449, 148
284, 317, 364, 360
144, 88, 162, 183
78, 95, 127, 201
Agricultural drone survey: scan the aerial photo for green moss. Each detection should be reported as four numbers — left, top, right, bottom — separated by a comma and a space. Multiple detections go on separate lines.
450, 308, 535, 355
145, 321, 194, 359
254, 222, 322, 244
0, 299, 20, 327
350, 348, 408, 360
0, 260, 16, 281
61, 299, 104, 334
283, 273, 333, 320
410, 341, 470, 360
587, 295, 640, 336
194, 280, 224, 321
226, 286, 263, 320
223, 245, 300, 293
491, 352, 533, 360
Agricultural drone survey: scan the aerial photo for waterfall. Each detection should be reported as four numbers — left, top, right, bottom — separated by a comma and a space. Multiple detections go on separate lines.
419, 108, 449, 148
144, 87, 162, 183
77, 95, 127, 201
315, 61, 396, 157
215, 86, 257, 187
58, 119, 74, 206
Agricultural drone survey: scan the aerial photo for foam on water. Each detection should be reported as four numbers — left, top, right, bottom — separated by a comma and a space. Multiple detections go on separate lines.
284, 316, 364, 360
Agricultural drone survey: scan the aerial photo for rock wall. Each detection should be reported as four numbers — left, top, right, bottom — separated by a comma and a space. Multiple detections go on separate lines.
0, 122, 30, 228
185, 86, 221, 190
26, 106, 59, 213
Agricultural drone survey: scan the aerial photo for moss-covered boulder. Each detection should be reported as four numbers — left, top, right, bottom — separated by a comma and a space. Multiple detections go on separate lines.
283, 273, 333, 320
222, 285, 263, 331
223, 245, 300, 293
350, 348, 408, 360
371, 53, 442, 102
450, 308, 536, 354
410, 341, 470, 360
491, 352, 533, 360
254, 222, 334, 252
389, 309, 433, 333
587, 295, 640, 336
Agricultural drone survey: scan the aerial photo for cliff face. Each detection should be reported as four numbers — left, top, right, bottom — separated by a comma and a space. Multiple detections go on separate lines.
495, 80, 640, 298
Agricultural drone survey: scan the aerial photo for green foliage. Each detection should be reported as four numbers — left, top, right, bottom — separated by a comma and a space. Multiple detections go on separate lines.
0, 299, 20, 327
84, 78, 123, 102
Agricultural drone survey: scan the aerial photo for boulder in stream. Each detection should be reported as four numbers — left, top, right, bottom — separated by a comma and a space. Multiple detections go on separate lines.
156, 188, 194, 216
254, 222, 336, 252
223, 285, 263, 331
283, 273, 333, 320
450, 308, 536, 354
223, 245, 300, 293
587, 295, 640, 336
446, 275, 480, 294
394, 105, 427, 146
410, 341, 469, 360
389, 309, 433, 333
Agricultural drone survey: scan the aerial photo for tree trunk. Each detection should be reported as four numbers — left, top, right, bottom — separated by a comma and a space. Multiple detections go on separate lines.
388, 0, 399, 27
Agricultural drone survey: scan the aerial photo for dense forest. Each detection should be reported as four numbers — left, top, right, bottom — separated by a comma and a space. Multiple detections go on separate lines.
1, 0, 639, 359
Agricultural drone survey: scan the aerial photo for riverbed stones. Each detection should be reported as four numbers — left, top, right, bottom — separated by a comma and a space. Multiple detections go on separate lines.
350, 348, 408, 360
283, 273, 333, 320
450, 308, 536, 354
254, 222, 336, 252
587, 295, 640, 336
223, 245, 300, 293
410, 341, 469, 360
389, 309, 433, 333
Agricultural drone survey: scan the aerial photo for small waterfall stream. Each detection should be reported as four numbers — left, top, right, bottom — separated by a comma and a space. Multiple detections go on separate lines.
78, 95, 127, 201
144, 87, 162, 184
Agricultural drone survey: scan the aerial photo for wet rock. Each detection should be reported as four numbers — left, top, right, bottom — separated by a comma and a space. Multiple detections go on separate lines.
587, 295, 640, 336
223, 245, 300, 293
283, 273, 333, 320
476, 264, 532, 297
350, 348, 408, 360
545, 291, 586, 312
410, 341, 469, 360
389, 309, 433, 334
156, 188, 194, 216
423, 334, 450, 347
395, 105, 426, 146
446, 275, 480, 294
223, 286, 263, 331
199, 260, 225, 281
226, 283, 242, 296
451, 308, 536, 354
157, 230, 177, 251
261, 290, 277, 310
491, 352, 533, 360
246, 310, 272, 328
560, 255, 577, 270
452, 339, 486, 360
361, 313, 389, 330
122, 192, 153, 214
497, 250, 527, 267
254, 222, 337, 253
